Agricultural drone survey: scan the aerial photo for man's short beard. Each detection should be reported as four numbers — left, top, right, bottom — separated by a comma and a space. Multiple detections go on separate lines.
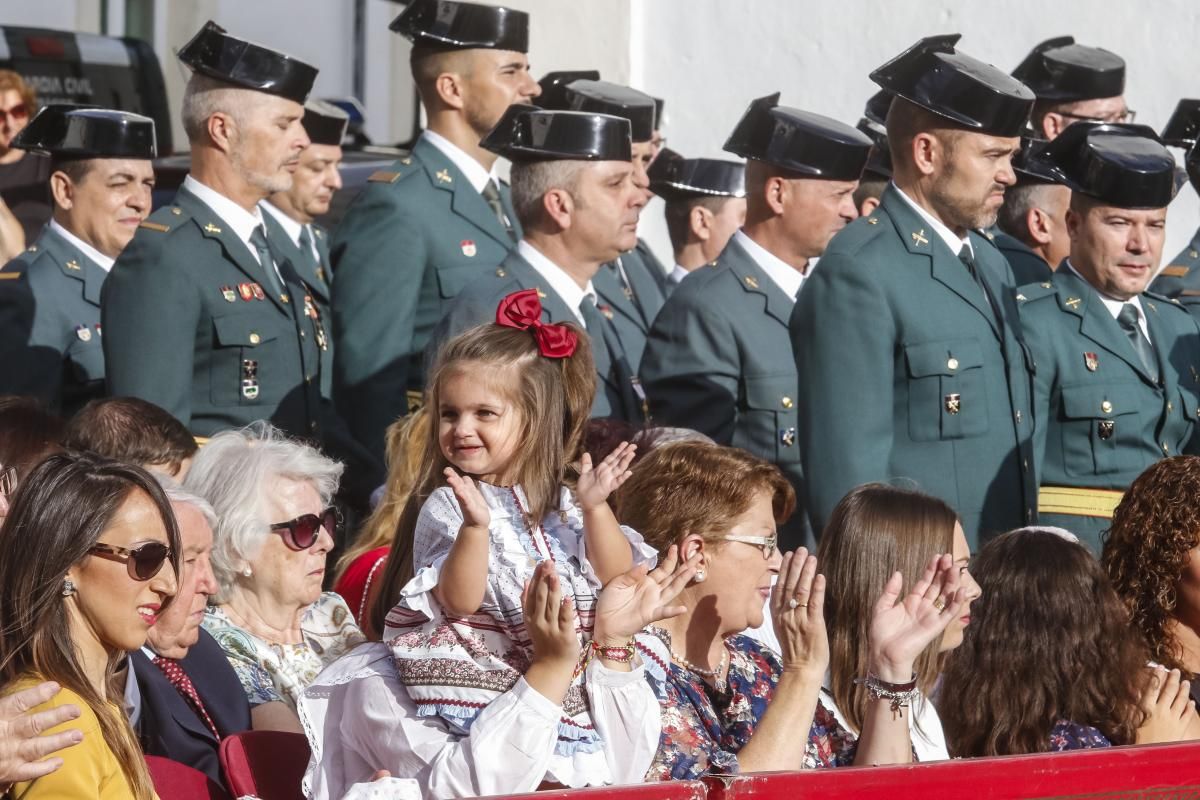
929, 169, 999, 231
230, 145, 291, 197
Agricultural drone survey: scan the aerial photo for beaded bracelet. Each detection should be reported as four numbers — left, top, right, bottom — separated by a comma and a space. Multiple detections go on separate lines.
591, 639, 636, 663
855, 672, 919, 716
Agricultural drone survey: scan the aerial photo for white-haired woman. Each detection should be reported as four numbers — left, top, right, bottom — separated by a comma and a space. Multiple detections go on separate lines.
186, 424, 364, 732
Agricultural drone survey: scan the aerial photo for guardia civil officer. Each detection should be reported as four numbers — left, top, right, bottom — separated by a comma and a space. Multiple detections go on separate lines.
102, 23, 370, 493
430, 105, 647, 422
646, 148, 746, 290
1016, 123, 1200, 551
545, 78, 664, 368
1148, 99, 1200, 314
793, 35, 1038, 547
853, 89, 893, 217
331, 0, 538, 469
262, 100, 350, 400
993, 137, 1070, 284
643, 94, 871, 550
0, 105, 156, 415
1012, 36, 1130, 140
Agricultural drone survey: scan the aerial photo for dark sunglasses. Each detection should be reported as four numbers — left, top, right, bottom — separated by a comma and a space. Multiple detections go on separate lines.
89, 541, 173, 581
269, 506, 339, 551
0, 103, 28, 122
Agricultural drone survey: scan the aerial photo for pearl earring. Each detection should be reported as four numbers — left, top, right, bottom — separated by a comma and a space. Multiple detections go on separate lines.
242, 567, 253, 578
693, 570, 706, 584
61, 578, 76, 596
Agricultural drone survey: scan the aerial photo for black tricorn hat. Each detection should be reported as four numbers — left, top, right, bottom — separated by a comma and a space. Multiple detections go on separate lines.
652, 96, 665, 131
870, 34, 1034, 138
562, 80, 656, 143
648, 148, 745, 201
302, 100, 350, 146
538, 70, 600, 111
1012, 136, 1063, 186
1011, 36, 1125, 102
13, 104, 157, 160
857, 90, 893, 179
390, 0, 529, 53
724, 93, 872, 181
1033, 123, 1177, 209
480, 104, 631, 162
1161, 98, 1200, 189
178, 21, 317, 104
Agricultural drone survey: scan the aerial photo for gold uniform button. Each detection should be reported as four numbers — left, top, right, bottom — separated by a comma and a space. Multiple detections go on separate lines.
171, 206, 181, 215
1015, 410, 1023, 424
1163, 442, 1170, 455
248, 333, 261, 345
304, 375, 312, 384
947, 357, 959, 370
1101, 400, 1113, 414
1168, 401, 1175, 412
300, 330, 306, 338
495, 267, 507, 278
781, 396, 794, 409
310, 421, 318, 432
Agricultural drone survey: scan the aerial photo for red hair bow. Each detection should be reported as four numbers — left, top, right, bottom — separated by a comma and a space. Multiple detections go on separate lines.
495, 289, 579, 359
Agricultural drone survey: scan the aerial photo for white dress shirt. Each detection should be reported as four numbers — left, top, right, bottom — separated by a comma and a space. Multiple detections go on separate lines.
261, 201, 319, 263
183, 175, 266, 260
735, 229, 806, 298
1065, 260, 1151, 342
892, 183, 973, 258
421, 129, 497, 194
300, 642, 661, 800
517, 240, 595, 327
49, 219, 114, 272
668, 264, 690, 284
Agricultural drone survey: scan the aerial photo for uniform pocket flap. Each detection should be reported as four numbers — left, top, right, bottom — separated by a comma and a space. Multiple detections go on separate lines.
1060, 383, 1140, 419
212, 315, 281, 347
904, 339, 984, 378
436, 264, 480, 299
743, 373, 796, 411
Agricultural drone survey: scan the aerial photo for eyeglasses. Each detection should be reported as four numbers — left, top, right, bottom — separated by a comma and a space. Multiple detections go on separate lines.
1058, 109, 1136, 124
269, 506, 339, 551
0, 104, 28, 122
722, 533, 779, 560
89, 541, 173, 581
0, 466, 16, 498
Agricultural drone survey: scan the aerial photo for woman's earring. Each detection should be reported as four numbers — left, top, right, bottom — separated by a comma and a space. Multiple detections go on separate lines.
693, 570, 706, 584
61, 578, 76, 597
241, 566, 253, 578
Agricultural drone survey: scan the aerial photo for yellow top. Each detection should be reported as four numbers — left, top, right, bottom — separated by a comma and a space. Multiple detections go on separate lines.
9, 676, 151, 800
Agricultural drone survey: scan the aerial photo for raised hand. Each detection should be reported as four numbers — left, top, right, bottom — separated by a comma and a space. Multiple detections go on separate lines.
1136, 667, 1198, 744
523, 560, 580, 669
0, 681, 82, 787
769, 548, 829, 679
868, 553, 966, 682
444, 467, 491, 530
576, 442, 637, 511
594, 544, 699, 644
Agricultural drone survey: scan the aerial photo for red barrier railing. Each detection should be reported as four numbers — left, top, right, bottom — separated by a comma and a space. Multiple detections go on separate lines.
490, 741, 1200, 800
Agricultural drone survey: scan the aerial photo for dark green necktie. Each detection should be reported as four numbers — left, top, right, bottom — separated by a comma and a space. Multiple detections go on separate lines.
249, 225, 285, 298
958, 244, 1001, 324
1117, 303, 1159, 382
481, 179, 516, 242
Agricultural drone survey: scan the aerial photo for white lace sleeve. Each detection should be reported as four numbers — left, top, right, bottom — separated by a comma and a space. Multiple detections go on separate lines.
412, 487, 464, 571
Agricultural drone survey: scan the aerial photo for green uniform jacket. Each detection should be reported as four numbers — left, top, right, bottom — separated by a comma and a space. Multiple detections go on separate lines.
641, 235, 812, 549
792, 185, 1038, 547
593, 239, 668, 370
1017, 268, 1200, 550
1148, 227, 1200, 319
262, 212, 335, 400
102, 186, 331, 440
0, 225, 107, 415
994, 230, 1053, 286
330, 137, 519, 466
428, 248, 646, 423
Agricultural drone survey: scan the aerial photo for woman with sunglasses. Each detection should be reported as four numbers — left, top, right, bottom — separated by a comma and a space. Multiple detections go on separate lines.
615, 442, 966, 779
187, 424, 365, 733
0, 450, 179, 799
0, 69, 46, 259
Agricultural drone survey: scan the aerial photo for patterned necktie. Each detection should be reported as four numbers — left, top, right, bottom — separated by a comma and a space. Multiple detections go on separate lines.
481, 179, 516, 242
249, 225, 286, 299
152, 656, 221, 740
1117, 303, 1159, 382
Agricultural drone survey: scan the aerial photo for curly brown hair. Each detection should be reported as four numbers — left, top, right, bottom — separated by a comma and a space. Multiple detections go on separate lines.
1102, 455, 1200, 672
939, 530, 1148, 756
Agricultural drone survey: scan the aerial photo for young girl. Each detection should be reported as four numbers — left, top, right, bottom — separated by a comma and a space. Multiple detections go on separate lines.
384, 290, 657, 786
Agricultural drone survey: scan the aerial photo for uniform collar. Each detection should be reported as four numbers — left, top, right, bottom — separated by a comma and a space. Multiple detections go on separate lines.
421, 128, 498, 193
260, 201, 303, 246
735, 229, 805, 298
517, 239, 595, 327
183, 175, 265, 249
1064, 259, 1148, 338
892, 182, 973, 258
669, 263, 690, 284
48, 218, 114, 272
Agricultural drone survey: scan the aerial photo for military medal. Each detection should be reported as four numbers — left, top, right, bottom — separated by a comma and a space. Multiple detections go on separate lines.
1084, 352, 1099, 372
1098, 420, 1115, 440
241, 359, 259, 400
94, 324, 102, 337
238, 283, 254, 301
460, 240, 477, 257
303, 295, 318, 319
65, 259, 81, 271
598, 304, 614, 320
251, 283, 266, 301
75, 324, 92, 342
779, 427, 797, 447
944, 393, 961, 415
221, 285, 237, 303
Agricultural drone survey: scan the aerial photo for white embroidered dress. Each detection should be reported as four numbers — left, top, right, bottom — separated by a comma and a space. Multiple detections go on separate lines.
384, 482, 656, 787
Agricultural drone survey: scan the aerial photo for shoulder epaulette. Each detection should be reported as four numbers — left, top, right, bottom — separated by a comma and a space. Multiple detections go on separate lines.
0, 271, 22, 280
1159, 265, 1190, 278
1015, 280, 1057, 304
367, 170, 403, 184
139, 220, 170, 233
